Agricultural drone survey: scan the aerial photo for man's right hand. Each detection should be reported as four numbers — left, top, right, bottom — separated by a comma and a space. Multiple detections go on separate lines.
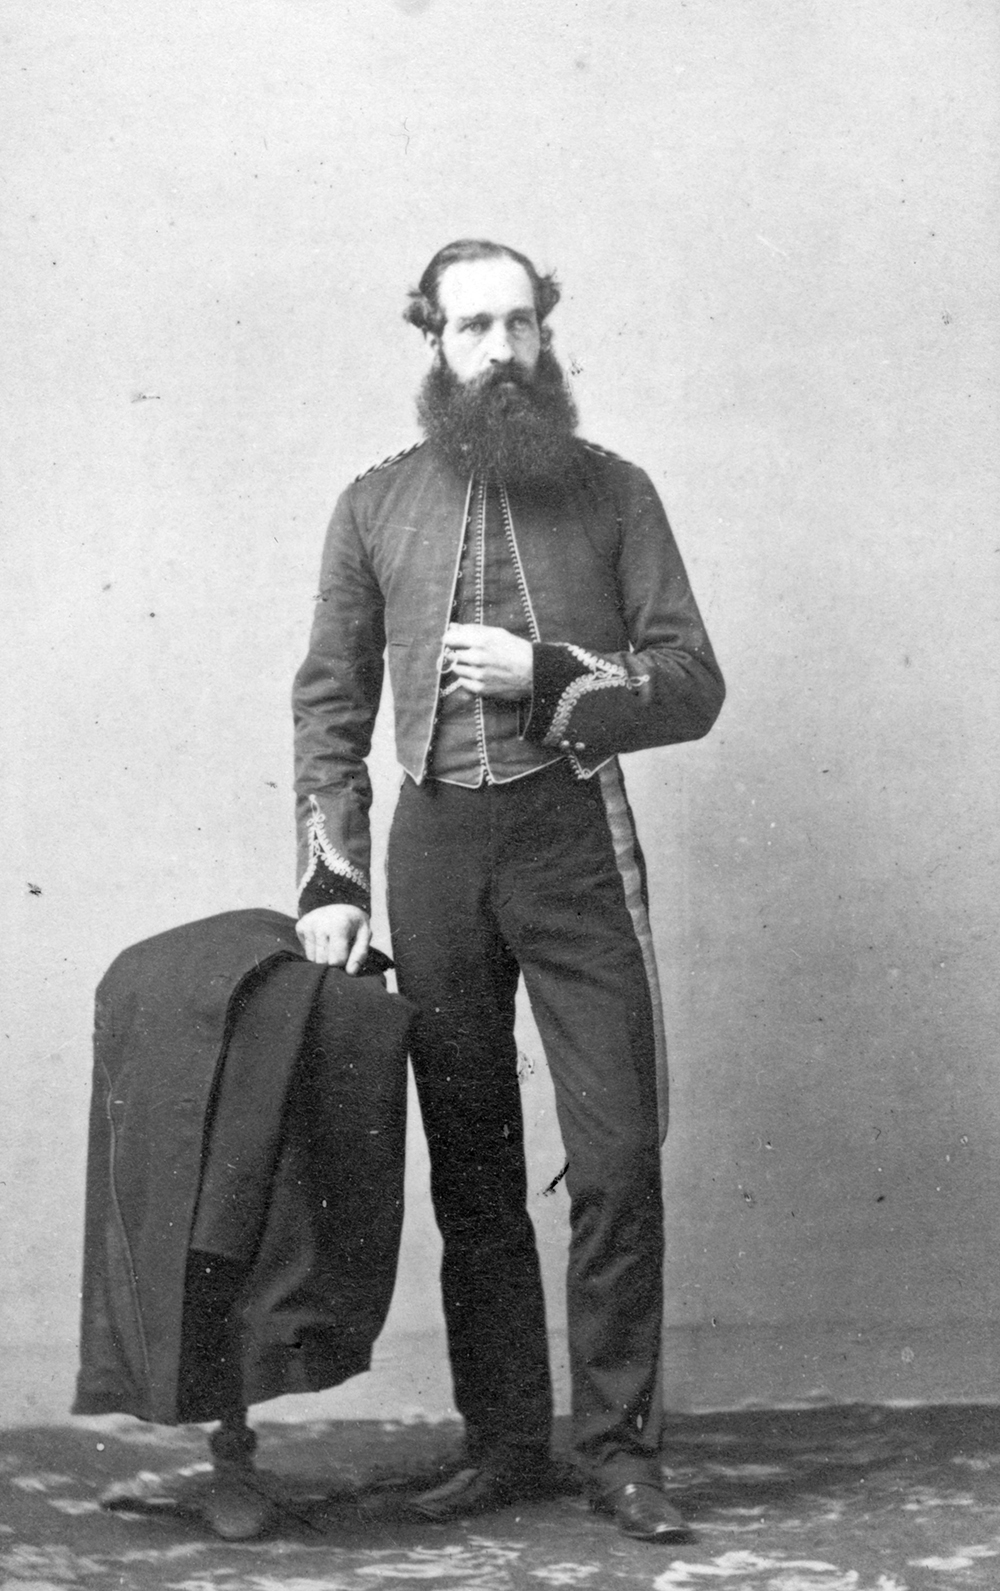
296, 904, 372, 973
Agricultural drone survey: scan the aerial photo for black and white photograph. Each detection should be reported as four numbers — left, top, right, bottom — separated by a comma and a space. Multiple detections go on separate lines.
2, 2, 997, 1586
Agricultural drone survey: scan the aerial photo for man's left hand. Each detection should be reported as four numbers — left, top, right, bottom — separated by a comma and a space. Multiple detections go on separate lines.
443, 624, 533, 699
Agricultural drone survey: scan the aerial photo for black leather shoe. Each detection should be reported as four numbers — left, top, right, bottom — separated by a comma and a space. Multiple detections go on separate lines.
410, 1459, 554, 1521
592, 1481, 693, 1542
200, 1465, 277, 1540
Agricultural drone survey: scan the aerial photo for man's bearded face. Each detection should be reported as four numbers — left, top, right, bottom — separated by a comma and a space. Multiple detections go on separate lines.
417, 347, 580, 488
416, 255, 579, 488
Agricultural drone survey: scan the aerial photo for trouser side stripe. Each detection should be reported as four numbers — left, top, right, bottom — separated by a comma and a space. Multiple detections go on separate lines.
597, 760, 669, 1140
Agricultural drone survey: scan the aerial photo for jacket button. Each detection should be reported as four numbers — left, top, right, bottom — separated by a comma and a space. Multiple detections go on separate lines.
575, 741, 586, 751
559, 739, 571, 750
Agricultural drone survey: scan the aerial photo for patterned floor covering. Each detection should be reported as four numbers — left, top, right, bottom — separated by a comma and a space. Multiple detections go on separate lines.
2, 1405, 999, 1590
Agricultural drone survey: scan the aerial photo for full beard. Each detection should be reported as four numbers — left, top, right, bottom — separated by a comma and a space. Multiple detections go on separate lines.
416, 345, 580, 489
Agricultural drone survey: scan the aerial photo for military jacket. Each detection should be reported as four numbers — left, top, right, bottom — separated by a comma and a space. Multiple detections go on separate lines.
293, 440, 725, 910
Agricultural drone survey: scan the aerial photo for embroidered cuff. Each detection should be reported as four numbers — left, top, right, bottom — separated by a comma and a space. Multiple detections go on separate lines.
298, 862, 371, 919
297, 795, 371, 917
524, 642, 634, 752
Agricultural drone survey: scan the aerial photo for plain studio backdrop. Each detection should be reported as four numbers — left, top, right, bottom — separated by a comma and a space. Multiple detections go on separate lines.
1, 0, 997, 1425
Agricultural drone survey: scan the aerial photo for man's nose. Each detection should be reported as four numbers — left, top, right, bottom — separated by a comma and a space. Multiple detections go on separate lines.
485, 324, 514, 363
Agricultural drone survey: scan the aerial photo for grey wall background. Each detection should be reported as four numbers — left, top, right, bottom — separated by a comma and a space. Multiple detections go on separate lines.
2, 0, 997, 1425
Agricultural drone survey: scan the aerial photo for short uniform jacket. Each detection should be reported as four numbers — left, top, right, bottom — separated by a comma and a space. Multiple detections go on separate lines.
293, 440, 725, 909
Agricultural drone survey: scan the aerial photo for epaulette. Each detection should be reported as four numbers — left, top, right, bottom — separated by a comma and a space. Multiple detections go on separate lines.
353, 441, 423, 483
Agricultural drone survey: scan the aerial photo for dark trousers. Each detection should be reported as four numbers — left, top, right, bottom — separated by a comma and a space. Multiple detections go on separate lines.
387, 760, 666, 1487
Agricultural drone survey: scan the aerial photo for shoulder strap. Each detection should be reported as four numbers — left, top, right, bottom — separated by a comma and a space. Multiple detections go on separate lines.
353, 441, 424, 483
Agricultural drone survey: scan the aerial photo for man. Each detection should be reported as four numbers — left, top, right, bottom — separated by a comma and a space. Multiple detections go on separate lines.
293, 239, 724, 1542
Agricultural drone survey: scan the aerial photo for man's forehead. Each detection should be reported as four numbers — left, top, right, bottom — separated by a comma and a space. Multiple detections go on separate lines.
437, 257, 535, 320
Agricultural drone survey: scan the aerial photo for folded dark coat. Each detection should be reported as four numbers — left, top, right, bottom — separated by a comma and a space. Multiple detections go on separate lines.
73, 908, 415, 1425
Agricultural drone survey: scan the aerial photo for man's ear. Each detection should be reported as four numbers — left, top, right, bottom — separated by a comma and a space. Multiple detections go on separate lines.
423, 330, 440, 354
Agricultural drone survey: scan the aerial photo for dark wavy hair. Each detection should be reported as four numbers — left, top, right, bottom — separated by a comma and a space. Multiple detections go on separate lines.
404, 239, 561, 342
